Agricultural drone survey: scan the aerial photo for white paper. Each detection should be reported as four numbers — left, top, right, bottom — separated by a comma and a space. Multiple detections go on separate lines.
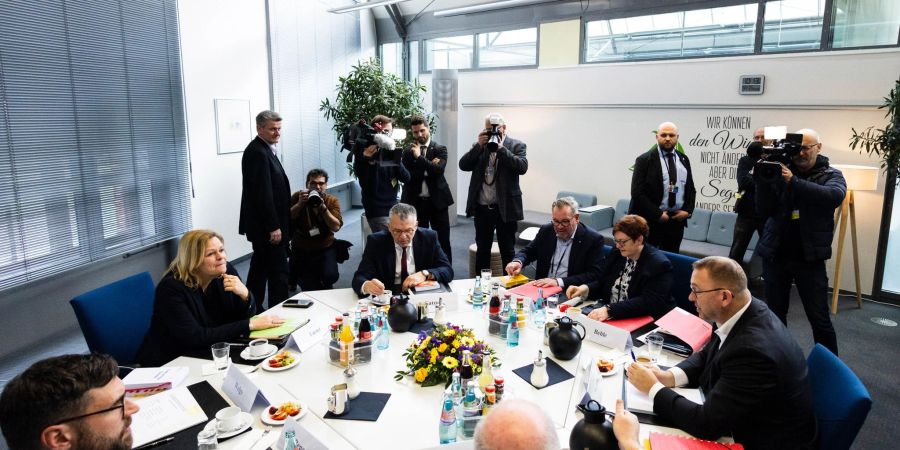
130, 386, 208, 447
286, 320, 326, 352
625, 382, 704, 415
221, 364, 268, 411
276, 420, 330, 450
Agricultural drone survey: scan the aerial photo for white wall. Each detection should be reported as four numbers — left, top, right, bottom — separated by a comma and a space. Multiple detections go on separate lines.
178, 0, 271, 258
424, 48, 900, 295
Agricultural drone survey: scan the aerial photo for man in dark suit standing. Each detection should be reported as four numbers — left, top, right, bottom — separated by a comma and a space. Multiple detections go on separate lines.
401, 115, 454, 262
352, 203, 453, 297
239, 110, 291, 312
460, 113, 528, 271
505, 196, 604, 289
630, 122, 696, 253
627, 256, 817, 450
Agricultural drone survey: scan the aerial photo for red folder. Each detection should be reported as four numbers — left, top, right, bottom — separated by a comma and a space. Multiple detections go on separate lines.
605, 315, 654, 332
654, 307, 712, 353
649, 432, 744, 449
506, 282, 562, 301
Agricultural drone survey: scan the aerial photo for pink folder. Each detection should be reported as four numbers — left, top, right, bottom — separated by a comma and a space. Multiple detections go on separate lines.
605, 315, 654, 332
654, 307, 712, 353
507, 282, 562, 301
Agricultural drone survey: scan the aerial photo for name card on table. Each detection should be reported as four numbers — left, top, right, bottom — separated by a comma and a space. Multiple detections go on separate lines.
221, 364, 269, 411
575, 315, 632, 352
410, 293, 458, 312
286, 320, 326, 353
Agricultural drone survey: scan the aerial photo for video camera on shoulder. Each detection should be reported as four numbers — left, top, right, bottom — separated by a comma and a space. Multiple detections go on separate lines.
486, 113, 503, 152
350, 120, 407, 166
753, 126, 803, 183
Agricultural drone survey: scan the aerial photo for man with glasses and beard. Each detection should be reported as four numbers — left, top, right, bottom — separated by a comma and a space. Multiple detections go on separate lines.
0, 354, 140, 450
504, 197, 604, 291
630, 122, 696, 253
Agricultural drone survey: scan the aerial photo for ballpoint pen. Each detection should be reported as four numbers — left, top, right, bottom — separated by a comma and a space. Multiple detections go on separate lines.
134, 436, 174, 449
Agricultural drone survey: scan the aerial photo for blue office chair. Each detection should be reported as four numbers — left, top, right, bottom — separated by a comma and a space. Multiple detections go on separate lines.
661, 250, 698, 315
70, 272, 155, 366
807, 344, 872, 450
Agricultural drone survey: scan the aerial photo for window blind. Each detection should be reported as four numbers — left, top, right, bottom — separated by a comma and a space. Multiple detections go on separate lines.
0, 0, 190, 290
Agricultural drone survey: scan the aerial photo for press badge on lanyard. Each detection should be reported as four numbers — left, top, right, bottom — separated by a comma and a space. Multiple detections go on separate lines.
791, 209, 800, 220
668, 184, 679, 194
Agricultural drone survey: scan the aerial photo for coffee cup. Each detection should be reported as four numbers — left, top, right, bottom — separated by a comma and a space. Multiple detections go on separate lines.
378, 290, 392, 305
566, 306, 582, 319
635, 354, 653, 366
215, 406, 242, 432
248, 338, 269, 357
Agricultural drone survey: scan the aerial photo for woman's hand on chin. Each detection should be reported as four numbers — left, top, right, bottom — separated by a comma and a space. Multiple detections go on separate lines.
223, 274, 249, 301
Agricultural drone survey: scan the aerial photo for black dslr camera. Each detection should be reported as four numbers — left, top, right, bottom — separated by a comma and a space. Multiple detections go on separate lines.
754, 132, 803, 183
485, 114, 503, 152
306, 189, 323, 208
348, 120, 402, 166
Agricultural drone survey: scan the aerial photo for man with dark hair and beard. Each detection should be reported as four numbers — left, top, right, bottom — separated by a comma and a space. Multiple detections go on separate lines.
0, 354, 140, 450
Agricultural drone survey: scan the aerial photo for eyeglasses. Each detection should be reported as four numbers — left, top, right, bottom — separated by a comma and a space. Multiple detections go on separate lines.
551, 219, 574, 227
55, 402, 125, 424
800, 143, 820, 151
689, 287, 727, 296
389, 228, 416, 236
613, 238, 631, 247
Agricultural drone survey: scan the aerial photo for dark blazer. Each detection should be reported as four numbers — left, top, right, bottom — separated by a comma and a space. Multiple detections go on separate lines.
585, 244, 675, 319
401, 141, 454, 210
654, 298, 817, 450
630, 146, 696, 225
136, 263, 254, 367
239, 136, 291, 243
512, 222, 605, 288
459, 136, 528, 223
733, 154, 760, 218
352, 228, 454, 296
353, 142, 411, 218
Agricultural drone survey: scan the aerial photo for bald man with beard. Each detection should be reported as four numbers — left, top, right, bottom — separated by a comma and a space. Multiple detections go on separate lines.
630, 122, 697, 253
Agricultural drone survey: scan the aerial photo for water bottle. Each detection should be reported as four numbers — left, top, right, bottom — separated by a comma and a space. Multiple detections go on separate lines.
438, 398, 458, 444
507, 307, 519, 348
472, 276, 484, 310
376, 312, 390, 350
533, 288, 546, 329
283, 430, 300, 450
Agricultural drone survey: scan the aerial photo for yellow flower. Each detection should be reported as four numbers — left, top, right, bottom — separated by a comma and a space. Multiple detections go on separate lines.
443, 329, 456, 337
414, 367, 429, 382
418, 339, 429, 351
430, 348, 439, 364
461, 337, 474, 347
438, 343, 448, 353
442, 357, 459, 369
452, 339, 461, 348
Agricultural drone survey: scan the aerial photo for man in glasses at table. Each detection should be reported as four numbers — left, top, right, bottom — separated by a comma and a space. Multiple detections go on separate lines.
353, 203, 453, 297
505, 196, 605, 290
0, 353, 140, 450
626, 256, 816, 450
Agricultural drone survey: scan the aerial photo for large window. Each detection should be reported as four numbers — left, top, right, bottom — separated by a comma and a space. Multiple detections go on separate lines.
831, 0, 900, 48
0, 0, 191, 291
585, 4, 758, 62
425, 34, 474, 70
762, 0, 827, 52
477, 28, 538, 68
380, 42, 403, 78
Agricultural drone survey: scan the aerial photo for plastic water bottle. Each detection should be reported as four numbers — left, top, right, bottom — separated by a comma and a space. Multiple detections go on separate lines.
438, 398, 458, 444
472, 276, 484, 310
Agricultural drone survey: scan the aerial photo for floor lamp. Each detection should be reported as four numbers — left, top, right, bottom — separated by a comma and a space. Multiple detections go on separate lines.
830, 164, 879, 314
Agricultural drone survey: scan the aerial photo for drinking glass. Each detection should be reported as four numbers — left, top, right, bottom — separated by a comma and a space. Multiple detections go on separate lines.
546, 294, 559, 314
211, 342, 230, 370
197, 428, 218, 449
646, 333, 664, 363
480, 268, 493, 286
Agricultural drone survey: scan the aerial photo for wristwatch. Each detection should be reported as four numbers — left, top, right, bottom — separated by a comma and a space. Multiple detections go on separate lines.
422, 270, 432, 280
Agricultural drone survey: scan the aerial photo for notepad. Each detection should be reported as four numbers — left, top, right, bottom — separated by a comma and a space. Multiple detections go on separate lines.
122, 366, 189, 398
130, 386, 208, 447
249, 318, 306, 339
649, 431, 744, 449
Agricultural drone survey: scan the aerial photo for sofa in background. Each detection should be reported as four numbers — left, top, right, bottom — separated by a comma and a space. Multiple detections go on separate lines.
517, 190, 598, 233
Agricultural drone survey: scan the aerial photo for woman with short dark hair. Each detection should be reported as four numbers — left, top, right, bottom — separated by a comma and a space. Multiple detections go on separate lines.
566, 215, 675, 320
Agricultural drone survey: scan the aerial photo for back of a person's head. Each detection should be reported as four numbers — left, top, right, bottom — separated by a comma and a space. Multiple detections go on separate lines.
0, 353, 118, 450
474, 399, 560, 450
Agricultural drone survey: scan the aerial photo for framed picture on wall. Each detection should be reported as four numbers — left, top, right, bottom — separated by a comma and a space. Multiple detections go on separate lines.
214, 98, 251, 154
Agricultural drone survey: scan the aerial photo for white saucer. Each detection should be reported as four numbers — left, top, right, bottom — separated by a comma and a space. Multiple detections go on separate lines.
240, 344, 278, 361
260, 402, 308, 425
597, 362, 621, 377
205, 411, 253, 438
261, 353, 300, 372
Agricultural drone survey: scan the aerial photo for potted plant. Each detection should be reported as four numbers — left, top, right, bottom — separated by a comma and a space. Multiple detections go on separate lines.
850, 77, 900, 178
320, 58, 433, 176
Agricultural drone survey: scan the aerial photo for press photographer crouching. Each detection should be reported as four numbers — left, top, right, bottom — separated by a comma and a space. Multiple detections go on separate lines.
351, 115, 411, 233
755, 128, 846, 355
290, 169, 345, 291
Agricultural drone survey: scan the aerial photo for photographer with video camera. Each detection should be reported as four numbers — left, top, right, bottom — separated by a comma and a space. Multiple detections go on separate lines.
755, 128, 845, 355
729, 128, 769, 263
460, 113, 528, 271
289, 169, 344, 291
352, 115, 411, 233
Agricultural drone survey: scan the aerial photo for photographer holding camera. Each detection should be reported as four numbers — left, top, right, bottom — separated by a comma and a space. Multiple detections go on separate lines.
460, 113, 528, 271
755, 128, 845, 355
729, 128, 770, 263
353, 115, 411, 233
290, 169, 344, 291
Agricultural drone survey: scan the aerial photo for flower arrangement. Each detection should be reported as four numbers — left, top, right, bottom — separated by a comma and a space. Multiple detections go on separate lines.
394, 322, 499, 387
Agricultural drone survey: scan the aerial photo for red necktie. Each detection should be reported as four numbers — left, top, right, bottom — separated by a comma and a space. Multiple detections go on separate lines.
400, 246, 409, 284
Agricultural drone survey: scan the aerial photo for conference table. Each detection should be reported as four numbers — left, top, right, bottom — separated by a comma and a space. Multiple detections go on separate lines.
164, 278, 707, 449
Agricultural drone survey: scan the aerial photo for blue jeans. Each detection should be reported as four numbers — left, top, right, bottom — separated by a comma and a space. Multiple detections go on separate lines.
763, 258, 838, 355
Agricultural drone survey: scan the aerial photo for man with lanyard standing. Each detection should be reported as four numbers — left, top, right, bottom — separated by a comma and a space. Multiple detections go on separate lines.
630, 121, 696, 253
